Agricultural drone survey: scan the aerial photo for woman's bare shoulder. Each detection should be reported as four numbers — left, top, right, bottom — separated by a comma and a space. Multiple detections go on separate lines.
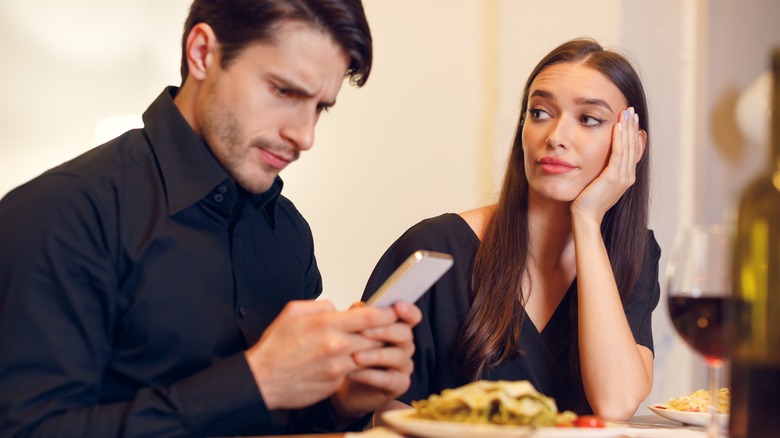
457, 205, 495, 240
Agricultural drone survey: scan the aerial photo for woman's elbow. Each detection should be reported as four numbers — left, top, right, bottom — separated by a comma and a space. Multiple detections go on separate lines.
591, 400, 640, 421
589, 385, 651, 421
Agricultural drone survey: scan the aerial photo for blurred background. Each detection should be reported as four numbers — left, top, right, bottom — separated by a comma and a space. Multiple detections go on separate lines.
1, 0, 778, 416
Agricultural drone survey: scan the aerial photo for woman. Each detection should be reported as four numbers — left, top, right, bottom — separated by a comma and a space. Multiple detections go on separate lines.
362, 38, 660, 421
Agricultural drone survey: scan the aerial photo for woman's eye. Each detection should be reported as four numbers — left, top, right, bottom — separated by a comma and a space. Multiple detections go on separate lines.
581, 115, 604, 126
529, 108, 551, 120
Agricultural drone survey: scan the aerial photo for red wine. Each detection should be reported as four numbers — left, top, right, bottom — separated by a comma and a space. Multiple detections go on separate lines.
668, 295, 733, 362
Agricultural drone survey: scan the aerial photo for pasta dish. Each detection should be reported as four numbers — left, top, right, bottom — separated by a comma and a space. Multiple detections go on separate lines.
667, 387, 730, 414
411, 380, 576, 427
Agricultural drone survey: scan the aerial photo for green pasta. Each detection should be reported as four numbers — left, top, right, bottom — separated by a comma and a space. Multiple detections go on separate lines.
412, 380, 576, 427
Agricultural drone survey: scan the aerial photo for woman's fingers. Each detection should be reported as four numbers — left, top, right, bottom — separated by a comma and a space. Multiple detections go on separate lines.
616, 107, 640, 186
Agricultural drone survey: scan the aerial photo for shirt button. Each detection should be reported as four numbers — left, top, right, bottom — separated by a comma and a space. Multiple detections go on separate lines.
238, 306, 246, 318
214, 194, 224, 202
218, 185, 228, 194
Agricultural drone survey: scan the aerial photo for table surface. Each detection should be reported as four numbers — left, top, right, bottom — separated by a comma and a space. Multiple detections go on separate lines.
257, 414, 714, 438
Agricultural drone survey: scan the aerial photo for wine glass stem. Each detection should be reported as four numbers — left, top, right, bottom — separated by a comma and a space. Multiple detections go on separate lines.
707, 362, 721, 438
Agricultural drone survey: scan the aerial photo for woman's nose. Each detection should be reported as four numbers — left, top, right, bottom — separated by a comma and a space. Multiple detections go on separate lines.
545, 118, 572, 150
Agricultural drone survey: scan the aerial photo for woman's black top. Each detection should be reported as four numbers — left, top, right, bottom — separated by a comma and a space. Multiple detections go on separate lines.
361, 213, 661, 414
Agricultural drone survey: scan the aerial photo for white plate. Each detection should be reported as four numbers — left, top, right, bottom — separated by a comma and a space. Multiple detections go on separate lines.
647, 404, 728, 429
382, 408, 633, 438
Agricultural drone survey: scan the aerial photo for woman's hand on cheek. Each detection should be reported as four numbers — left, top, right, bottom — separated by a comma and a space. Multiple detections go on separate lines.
571, 107, 645, 224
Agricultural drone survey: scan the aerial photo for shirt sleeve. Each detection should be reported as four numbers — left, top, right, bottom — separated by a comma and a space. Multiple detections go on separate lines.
277, 195, 323, 300
0, 175, 278, 437
623, 230, 662, 354
286, 400, 371, 434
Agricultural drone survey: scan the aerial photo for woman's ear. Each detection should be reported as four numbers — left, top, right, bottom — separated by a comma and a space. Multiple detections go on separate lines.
183, 22, 219, 82
637, 129, 648, 162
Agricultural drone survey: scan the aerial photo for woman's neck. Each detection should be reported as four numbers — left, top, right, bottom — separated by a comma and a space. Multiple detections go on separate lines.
527, 194, 575, 273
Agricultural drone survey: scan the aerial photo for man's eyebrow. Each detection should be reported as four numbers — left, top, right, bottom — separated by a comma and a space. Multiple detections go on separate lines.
271, 75, 336, 108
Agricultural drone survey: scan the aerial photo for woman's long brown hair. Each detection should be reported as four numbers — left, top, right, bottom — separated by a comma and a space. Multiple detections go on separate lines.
457, 38, 651, 380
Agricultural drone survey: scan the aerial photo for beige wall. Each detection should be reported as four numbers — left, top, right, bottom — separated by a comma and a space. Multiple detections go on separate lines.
284, 0, 488, 311
700, 0, 780, 223
1, 0, 778, 417
0, 1, 189, 192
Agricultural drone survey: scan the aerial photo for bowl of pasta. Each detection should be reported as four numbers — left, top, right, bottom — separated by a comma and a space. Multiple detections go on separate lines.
382, 380, 632, 437
648, 387, 729, 428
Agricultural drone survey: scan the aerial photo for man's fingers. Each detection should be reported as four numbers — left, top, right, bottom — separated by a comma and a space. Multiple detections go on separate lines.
361, 322, 414, 347
280, 299, 337, 319
352, 345, 414, 370
347, 368, 411, 397
329, 332, 385, 356
392, 301, 422, 327
327, 306, 398, 333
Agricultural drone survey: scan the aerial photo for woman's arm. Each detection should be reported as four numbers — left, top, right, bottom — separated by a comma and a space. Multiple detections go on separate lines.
570, 107, 653, 420
572, 217, 654, 420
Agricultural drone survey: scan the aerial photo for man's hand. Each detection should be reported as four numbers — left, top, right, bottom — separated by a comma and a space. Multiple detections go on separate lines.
329, 301, 422, 422
244, 300, 402, 410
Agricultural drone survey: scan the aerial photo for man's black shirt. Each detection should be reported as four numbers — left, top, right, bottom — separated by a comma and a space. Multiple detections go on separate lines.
0, 87, 326, 436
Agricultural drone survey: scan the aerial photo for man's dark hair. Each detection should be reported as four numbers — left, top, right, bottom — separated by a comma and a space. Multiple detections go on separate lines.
180, 0, 372, 87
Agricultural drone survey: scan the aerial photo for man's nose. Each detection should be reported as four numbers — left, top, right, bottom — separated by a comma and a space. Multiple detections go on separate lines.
281, 110, 316, 152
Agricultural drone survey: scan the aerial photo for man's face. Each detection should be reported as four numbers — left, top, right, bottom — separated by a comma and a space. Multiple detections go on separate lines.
195, 21, 349, 194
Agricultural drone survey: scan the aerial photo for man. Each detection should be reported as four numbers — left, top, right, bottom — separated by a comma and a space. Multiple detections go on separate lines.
0, 0, 421, 436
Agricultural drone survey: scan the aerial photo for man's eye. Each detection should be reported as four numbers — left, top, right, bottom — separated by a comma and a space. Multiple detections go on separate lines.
275, 87, 292, 97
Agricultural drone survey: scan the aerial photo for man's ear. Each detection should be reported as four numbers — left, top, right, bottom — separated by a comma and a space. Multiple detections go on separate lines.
184, 22, 219, 82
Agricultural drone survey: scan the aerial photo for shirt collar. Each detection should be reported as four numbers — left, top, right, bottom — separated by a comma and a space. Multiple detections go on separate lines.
250, 177, 283, 229
141, 86, 283, 223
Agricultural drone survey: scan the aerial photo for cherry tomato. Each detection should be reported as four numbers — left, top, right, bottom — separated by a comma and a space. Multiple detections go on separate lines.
572, 415, 605, 428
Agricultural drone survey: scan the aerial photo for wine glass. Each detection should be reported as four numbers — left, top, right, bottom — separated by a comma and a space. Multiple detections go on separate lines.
666, 224, 732, 437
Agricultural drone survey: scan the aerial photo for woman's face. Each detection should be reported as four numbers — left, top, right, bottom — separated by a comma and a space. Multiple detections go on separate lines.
521, 62, 628, 203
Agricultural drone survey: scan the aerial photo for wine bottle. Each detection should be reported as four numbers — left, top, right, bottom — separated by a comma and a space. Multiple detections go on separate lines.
728, 48, 780, 437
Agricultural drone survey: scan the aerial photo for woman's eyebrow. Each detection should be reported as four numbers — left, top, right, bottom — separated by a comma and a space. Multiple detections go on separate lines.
575, 96, 613, 113
530, 89, 614, 113
529, 89, 554, 100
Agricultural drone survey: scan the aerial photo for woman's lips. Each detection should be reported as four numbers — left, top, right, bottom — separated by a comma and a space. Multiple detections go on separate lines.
538, 157, 576, 174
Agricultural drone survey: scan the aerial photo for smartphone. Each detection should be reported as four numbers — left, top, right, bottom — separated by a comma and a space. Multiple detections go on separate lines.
366, 250, 454, 307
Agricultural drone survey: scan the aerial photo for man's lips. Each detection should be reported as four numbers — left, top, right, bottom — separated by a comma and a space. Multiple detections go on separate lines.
537, 157, 576, 174
258, 148, 294, 170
